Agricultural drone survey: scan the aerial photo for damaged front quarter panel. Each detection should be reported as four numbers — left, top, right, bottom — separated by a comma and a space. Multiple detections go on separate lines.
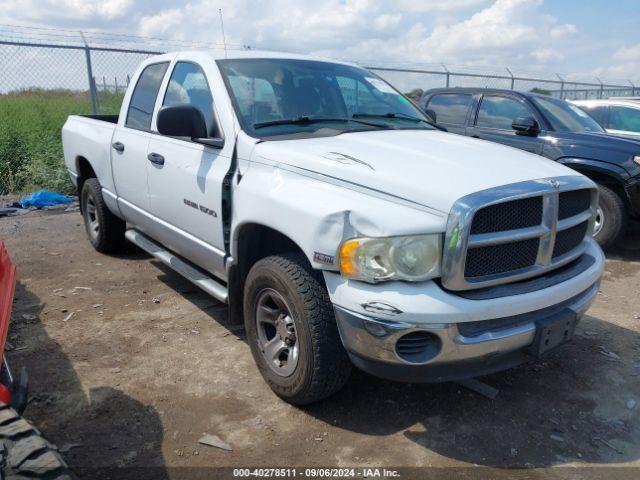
231, 156, 447, 272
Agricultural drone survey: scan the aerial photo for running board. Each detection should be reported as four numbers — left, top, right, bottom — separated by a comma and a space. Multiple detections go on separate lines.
125, 229, 228, 303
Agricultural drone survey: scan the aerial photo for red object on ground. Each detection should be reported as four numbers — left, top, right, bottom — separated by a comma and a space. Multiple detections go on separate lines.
0, 241, 16, 362
0, 383, 10, 405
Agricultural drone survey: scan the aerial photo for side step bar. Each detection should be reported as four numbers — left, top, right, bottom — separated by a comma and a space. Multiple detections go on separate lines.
125, 229, 228, 303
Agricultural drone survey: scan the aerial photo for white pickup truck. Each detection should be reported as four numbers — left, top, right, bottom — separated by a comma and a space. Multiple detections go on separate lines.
62, 51, 604, 404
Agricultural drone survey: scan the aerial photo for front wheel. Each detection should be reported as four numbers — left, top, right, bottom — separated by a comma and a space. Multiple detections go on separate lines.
243, 254, 352, 405
593, 184, 627, 249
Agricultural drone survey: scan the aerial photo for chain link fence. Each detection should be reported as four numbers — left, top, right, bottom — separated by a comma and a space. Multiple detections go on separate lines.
367, 65, 638, 102
0, 27, 638, 194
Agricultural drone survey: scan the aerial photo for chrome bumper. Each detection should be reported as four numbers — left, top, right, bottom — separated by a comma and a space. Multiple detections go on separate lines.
334, 281, 599, 382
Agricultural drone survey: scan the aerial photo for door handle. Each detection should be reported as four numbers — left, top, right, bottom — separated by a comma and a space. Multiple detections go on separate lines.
112, 142, 125, 152
147, 152, 165, 166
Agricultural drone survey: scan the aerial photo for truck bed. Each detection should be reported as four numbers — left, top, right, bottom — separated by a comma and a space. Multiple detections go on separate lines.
78, 114, 119, 124
62, 114, 119, 194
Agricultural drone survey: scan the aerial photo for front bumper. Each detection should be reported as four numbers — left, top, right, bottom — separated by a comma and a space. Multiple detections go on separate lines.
333, 280, 599, 383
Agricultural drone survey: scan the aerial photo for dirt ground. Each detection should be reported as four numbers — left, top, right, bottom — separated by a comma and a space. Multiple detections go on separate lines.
1, 205, 639, 479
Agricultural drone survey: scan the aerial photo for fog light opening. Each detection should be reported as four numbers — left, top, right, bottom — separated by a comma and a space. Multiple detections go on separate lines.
395, 331, 441, 363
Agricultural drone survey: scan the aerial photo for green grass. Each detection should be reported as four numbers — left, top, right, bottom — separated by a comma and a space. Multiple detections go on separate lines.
0, 89, 124, 195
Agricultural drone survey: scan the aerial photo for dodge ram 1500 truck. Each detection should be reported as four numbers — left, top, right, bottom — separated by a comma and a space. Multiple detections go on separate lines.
62, 51, 605, 404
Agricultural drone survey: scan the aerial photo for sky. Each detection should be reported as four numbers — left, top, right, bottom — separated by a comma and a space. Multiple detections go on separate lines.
0, 0, 638, 85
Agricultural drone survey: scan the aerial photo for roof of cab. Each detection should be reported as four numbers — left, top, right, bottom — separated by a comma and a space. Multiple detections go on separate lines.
420, 87, 551, 100
572, 98, 640, 107
144, 48, 359, 67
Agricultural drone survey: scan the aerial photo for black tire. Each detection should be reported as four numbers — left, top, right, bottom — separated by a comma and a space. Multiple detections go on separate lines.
244, 254, 352, 405
80, 178, 125, 253
593, 184, 627, 249
0, 403, 71, 479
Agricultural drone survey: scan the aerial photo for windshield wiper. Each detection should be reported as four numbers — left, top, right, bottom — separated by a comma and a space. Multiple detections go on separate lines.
353, 112, 447, 131
253, 115, 387, 129
353, 112, 430, 123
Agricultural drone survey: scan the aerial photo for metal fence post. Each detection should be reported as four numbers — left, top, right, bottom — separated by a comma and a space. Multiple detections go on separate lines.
555, 74, 565, 100
630, 80, 636, 96
506, 67, 515, 90
441, 63, 450, 88
79, 31, 98, 114
596, 77, 604, 99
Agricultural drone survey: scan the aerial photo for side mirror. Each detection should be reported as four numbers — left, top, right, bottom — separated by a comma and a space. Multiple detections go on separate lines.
424, 109, 437, 123
512, 116, 540, 136
157, 104, 208, 139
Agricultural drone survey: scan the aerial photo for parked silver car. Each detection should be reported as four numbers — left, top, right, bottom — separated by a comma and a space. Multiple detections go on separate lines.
573, 99, 640, 138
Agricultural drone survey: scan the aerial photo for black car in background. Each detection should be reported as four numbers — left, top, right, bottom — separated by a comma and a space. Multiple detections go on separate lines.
419, 88, 640, 247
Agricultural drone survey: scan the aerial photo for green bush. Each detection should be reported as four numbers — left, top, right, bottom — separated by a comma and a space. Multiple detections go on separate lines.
0, 89, 124, 195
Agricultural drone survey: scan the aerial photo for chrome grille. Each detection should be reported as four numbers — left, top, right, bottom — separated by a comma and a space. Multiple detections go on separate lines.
470, 196, 543, 234
558, 190, 592, 220
442, 176, 598, 291
465, 238, 540, 278
553, 221, 589, 258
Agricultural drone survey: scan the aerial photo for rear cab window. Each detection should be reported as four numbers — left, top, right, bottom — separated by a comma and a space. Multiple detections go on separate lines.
125, 62, 170, 131
425, 93, 472, 126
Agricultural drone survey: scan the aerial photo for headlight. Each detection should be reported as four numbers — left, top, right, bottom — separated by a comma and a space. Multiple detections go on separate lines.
339, 234, 442, 283
634, 155, 640, 167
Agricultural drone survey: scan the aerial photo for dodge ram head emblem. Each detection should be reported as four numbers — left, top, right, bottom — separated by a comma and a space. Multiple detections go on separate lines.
548, 179, 560, 189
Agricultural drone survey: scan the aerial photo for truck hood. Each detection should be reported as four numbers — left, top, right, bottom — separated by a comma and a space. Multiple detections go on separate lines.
253, 129, 575, 213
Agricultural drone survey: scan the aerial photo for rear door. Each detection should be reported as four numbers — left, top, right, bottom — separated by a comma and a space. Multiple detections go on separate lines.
144, 60, 232, 279
469, 93, 545, 154
111, 61, 170, 220
423, 92, 473, 134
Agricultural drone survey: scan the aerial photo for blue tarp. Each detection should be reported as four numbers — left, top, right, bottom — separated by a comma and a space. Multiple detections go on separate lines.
19, 190, 73, 209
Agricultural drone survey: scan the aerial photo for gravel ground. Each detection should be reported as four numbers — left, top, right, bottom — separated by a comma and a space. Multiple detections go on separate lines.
0, 207, 639, 479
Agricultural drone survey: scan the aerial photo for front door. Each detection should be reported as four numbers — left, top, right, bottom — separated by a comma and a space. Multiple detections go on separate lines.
469, 94, 545, 155
145, 61, 231, 279
112, 61, 170, 225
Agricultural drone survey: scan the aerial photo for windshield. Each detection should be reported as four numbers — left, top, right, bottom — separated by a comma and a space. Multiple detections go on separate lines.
217, 58, 433, 138
531, 96, 604, 133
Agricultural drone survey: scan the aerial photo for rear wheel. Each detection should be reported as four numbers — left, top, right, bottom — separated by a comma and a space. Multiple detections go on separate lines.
80, 178, 125, 253
244, 254, 352, 405
593, 184, 627, 249
0, 403, 71, 479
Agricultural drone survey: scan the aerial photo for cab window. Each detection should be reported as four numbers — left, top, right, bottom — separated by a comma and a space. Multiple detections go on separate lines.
476, 95, 533, 130
126, 62, 169, 131
579, 105, 608, 126
609, 106, 640, 133
163, 62, 217, 136
425, 94, 472, 126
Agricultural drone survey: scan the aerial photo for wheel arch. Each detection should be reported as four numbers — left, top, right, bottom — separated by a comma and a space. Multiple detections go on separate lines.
227, 223, 320, 326
558, 158, 630, 208
75, 155, 97, 210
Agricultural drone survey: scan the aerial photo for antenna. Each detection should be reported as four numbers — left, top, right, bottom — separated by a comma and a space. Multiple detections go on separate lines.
219, 8, 227, 58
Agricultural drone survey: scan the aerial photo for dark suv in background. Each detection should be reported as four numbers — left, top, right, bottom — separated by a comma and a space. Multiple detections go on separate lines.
419, 88, 640, 248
